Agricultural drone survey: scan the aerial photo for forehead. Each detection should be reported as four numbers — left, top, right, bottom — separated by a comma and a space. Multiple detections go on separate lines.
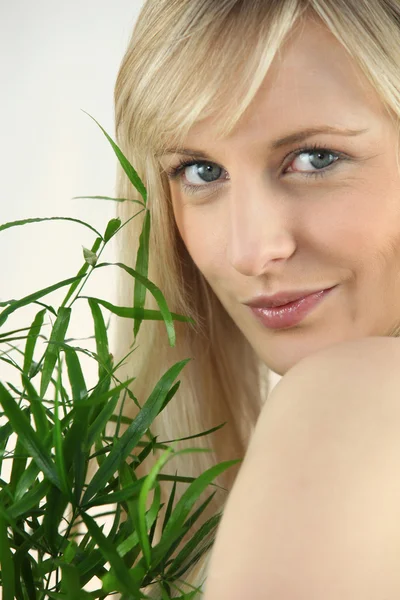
184, 17, 386, 149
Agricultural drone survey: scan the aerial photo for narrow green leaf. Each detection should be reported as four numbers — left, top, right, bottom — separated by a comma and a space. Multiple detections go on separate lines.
0, 215, 102, 238
138, 448, 174, 568
119, 463, 141, 553
0, 334, 36, 344
21, 375, 49, 439
86, 393, 119, 449
83, 247, 97, 267
61, 236, 102, 308
82, 358, 190, 504
83, 480, 142, 508
9, 436, 28, 495
162, 473, 178, 534
72, 195, 145, 207
23, 308, 47, 375
8, 479, 51, 520
133, 210, 151, 340
0, 512, 15, 600
20, 556, 37, 600
87, 298, 110, 382
60, 563, 91, 600
104, 217, 121, 242
63, 345, 88, 402
53, 363, 70, 496
0, 275, 84, 328
43, 486, 69, 553
79, 296, 194, 324
0, 382, 62, 490
0, 356, 22, 374
81, 513, 141, 596
0, 324, 40, 339
159, 489, 218, 575
147, 457, 241, 573
40, 307, 71, 397
0, 421, 12, 478
82, 111, 147, 204
13, 457, 41, 502
96, 262, 177, 346
166, 506, 220, 578
65, 377, 136, 413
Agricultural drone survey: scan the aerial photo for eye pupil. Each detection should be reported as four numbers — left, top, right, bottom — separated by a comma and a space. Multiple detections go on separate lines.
197, 163, 222, 182
310, 150, 333, 169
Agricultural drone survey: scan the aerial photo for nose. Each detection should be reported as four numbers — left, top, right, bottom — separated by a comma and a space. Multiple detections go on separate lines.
227, 178, 296, 277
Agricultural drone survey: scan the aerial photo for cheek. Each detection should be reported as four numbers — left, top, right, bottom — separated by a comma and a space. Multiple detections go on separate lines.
308, 182, 400, 264
173, 200, 227, 282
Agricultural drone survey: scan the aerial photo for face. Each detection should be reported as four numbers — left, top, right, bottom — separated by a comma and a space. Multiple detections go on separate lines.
159, 17, 400, 376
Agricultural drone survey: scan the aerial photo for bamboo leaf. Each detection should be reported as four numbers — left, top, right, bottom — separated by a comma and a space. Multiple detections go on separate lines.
166, 508, 220, 578
95, 262, 177, 346
82, 358, 190, 504
40, 307, 71, 398
0, 511, 15, 600
60, 563, 92, 600
8, 479, 51, 520
0, 216, 102, 238
82, 247, 97, 267
21, 375, 49, 439
53, 364, 70, 497
104, 217, 121, 242
86, 393, 119, 449
159, 489, 218, 575
81, 513, 141, 596
133, 210, 151, 340
0, 324, 41, 339
0, 275, 83, 328
23, 308, 47, 376
9, 436, 28, 495
0, 382, 62, 490
85, 379, 136, 410
20, 556, 36, 600
14, 458, 41, 502
79, 295, 194, 324
87, 298, 110, 383
148, 457, 241, 573
138, 448, 174, 568
82, 111, 147, 204
63, 345, 88, 402
162, 473, 178, 534
72, 195, 145, 208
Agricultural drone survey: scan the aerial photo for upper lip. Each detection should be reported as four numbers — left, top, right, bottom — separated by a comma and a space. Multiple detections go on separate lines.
244, 286, 336, 308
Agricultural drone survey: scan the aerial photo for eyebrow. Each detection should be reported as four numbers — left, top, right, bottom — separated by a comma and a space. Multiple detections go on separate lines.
157, 126, 369, 158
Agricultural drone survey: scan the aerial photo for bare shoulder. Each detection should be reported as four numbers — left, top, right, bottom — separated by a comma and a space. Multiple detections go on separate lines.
268, 335, 400, 417
292, 334, 400, 374
204, 338, 400, 598
260, 335, 400, 456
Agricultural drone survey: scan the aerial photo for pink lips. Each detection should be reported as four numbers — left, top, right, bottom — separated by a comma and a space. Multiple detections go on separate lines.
248, 286, 337, 330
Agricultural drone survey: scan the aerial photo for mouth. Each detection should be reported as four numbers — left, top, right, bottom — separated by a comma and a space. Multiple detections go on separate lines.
247, 285, 338, 330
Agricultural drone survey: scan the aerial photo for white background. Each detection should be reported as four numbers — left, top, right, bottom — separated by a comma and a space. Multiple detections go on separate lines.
0, 1, 145, 388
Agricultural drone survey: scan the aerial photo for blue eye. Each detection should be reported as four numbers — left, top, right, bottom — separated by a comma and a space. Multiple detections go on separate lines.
167, 160, 225, 188
165, 143, 346, 194
288, 147, 340, 175
184, 163, 223, 184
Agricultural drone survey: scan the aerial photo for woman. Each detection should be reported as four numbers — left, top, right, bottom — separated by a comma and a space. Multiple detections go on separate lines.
114, 0, 400, 597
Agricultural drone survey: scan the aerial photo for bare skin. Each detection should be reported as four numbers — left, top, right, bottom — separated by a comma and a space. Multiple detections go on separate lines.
160, 16, 400, 376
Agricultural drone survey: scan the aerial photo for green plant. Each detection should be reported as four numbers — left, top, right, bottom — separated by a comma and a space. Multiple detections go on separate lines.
0, 115, 241, 599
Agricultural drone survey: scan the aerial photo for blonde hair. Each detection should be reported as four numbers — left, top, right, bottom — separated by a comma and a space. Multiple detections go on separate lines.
113, 0, 400, 596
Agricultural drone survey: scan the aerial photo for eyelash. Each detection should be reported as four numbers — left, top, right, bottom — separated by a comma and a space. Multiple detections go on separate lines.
165, 143, 345, 194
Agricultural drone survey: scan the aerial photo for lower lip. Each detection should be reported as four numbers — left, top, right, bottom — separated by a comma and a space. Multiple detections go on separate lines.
249, 286, 337, 330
